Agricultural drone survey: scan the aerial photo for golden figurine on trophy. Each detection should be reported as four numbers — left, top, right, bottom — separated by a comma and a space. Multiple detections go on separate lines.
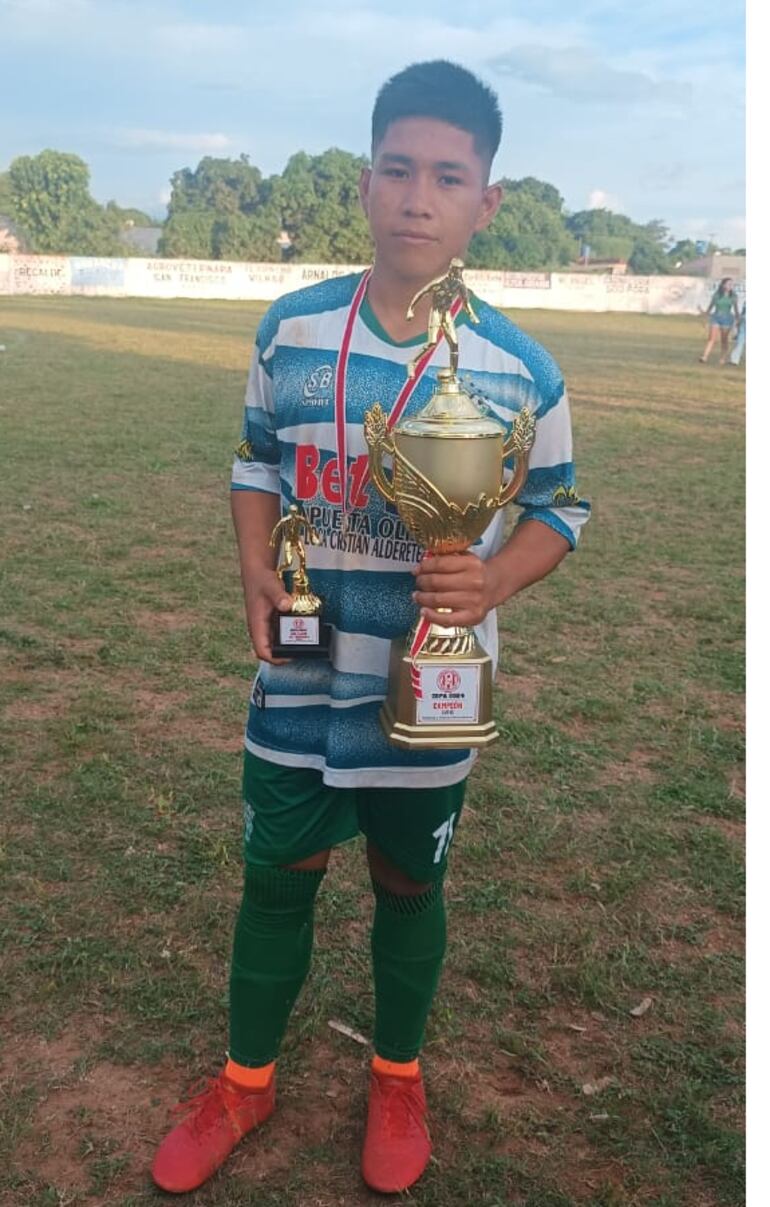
269, 504, 331, 658
406, 257, 478, 378
364, 261, 536, 749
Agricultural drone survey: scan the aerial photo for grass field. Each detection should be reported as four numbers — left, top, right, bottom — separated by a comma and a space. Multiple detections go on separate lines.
0, 297, 744, 1207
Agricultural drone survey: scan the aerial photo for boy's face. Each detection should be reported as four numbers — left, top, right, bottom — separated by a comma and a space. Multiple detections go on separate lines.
359, 117, 502, 284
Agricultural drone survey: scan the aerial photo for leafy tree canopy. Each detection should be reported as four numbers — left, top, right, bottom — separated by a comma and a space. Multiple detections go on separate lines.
503, 176, 565, 213
273, 148, 372, 263
8, 149, 123, 255
3, 146, 743, 273
467, 187, 574, 270
0, 171, 14, 216
167, 154, 262, 217
212, 210, 284, 263
628, 239, 670, 274
157, 210, 218, 259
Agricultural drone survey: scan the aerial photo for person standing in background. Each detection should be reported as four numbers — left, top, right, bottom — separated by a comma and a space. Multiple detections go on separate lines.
700, 277, 740, 364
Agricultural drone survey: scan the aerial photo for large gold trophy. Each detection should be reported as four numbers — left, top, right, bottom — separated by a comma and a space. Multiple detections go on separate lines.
364, 260, 535, 749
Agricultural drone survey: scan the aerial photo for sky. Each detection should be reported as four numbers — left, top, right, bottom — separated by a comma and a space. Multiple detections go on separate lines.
0, 0, 746, 247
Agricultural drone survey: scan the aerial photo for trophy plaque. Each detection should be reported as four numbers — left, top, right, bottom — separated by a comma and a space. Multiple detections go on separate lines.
269, 504, 331, 658
364, 260, 536, 749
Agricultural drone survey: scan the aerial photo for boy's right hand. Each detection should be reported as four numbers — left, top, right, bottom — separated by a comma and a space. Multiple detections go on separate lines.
245, 571, 294, 665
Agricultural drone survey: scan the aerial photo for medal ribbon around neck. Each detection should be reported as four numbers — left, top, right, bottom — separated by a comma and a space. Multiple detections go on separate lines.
334, 269, 464, 699
334, 269, 463, 524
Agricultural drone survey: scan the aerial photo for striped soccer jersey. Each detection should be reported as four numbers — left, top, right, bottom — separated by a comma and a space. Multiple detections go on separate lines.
231, 272, 590, 788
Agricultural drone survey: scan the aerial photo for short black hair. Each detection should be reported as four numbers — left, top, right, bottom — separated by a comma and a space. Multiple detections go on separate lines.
371, 60, 502, 168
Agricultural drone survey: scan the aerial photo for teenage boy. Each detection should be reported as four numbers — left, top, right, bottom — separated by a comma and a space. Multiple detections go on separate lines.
152, 58, 590, 1196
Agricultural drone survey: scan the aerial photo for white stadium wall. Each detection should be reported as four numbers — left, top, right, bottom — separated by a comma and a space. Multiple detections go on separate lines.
0, 253, 722, 314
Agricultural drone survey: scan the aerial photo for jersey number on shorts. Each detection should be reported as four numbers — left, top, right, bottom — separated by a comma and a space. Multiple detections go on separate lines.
432, 812, 457, 864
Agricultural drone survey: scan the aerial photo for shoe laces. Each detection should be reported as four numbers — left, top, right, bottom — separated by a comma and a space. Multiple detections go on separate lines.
171, 1075, 236, 1136
378, 1077, 426, 1141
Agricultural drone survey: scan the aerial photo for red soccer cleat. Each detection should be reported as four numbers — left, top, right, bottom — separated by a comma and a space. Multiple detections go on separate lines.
361, 1065, 432, 1193
151, 1069, 275, 1193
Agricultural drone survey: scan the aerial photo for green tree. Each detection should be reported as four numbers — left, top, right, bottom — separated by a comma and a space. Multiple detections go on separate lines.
276, 148, 372, 262
8, 150, 123, 254
467, 188, 574, 270
0, 171, 14, 216
667, 238, 700, 265
506, 176, 564, 213
158, 210, 218, 259
212, 210, 283, 261
567, 208, 672, 273
628, 238, 670, 274
566, 208, 637, 243
160, 155, 282, 259
583, 235, 634, 261
167, 154, 262, 217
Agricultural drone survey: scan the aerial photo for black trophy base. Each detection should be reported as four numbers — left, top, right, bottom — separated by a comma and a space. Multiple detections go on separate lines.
271, 609, 331, 659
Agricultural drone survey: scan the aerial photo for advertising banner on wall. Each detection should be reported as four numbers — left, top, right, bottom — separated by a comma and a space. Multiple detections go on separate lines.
0, 253, 721, 316
11, 255, 70, 294
70, 257, 127, 293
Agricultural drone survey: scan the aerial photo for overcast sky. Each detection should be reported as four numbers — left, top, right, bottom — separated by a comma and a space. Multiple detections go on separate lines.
1, 0, 745, 246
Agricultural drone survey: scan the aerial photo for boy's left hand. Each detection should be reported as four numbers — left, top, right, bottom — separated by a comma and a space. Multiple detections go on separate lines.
411, 552, 497, 627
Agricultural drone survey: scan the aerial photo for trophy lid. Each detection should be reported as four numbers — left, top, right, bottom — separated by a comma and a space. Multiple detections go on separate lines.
398, 369, 505, 439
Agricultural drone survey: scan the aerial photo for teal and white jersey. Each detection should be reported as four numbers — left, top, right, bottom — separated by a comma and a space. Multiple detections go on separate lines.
231, 272, 590, 788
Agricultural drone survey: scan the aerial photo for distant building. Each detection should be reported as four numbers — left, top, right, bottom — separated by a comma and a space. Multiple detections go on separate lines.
677, 253, 746, 279
0, 214, 25, 253
120, 225, 162, 255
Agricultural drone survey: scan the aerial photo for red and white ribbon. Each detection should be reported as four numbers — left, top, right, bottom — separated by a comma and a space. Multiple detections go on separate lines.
334, 273, 463, 522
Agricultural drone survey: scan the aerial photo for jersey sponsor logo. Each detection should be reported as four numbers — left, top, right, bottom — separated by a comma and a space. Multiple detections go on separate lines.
295, 443, 371, 508
302, 364, 334, 406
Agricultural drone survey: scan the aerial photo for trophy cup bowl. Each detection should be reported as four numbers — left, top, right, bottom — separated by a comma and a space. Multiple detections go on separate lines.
364, 368, 535, 750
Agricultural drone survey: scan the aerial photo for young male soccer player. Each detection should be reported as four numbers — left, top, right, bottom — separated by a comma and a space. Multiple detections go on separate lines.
152, 59, 590, 1195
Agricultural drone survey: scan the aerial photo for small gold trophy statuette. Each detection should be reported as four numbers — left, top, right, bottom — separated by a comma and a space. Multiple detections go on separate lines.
364, 260, 536, 749
406, 257, 478, 378
269, 504, 331, 658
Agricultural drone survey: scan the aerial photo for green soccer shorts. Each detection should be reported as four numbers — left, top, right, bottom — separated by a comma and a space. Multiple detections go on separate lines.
241, 751, 466, 884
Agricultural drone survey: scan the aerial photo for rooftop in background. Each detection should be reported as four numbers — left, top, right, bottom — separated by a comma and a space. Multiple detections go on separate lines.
676, 253, 746, 279
120, 226, 162, 255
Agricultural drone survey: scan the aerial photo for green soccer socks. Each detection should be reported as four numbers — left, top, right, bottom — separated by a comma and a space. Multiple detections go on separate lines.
228, 864, 325, 1067
370, 878, 447, 1062
229, 865, 447, 1067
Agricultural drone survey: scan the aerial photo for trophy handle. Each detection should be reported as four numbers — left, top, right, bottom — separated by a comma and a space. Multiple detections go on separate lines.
498, 407, 536, 507
364, 403, 397, 505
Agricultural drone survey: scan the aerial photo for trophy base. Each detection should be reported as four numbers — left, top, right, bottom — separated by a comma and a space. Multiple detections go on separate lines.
380, 637, 499, 750
271, 609, 331, 659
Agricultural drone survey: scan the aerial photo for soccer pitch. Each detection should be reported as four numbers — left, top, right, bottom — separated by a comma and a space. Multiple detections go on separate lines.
0, 297, 744, 1206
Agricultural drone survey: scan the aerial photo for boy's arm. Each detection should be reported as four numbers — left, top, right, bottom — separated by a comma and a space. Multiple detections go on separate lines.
231, 490, 293, 664
413, 378, 589, 626
231, 323, 293, 664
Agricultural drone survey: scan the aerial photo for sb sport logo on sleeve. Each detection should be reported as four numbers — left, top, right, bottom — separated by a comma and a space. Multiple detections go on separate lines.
302, 364, 334, 406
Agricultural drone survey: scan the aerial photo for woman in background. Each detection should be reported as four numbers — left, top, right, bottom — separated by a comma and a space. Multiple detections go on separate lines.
700, 278, 740, 364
